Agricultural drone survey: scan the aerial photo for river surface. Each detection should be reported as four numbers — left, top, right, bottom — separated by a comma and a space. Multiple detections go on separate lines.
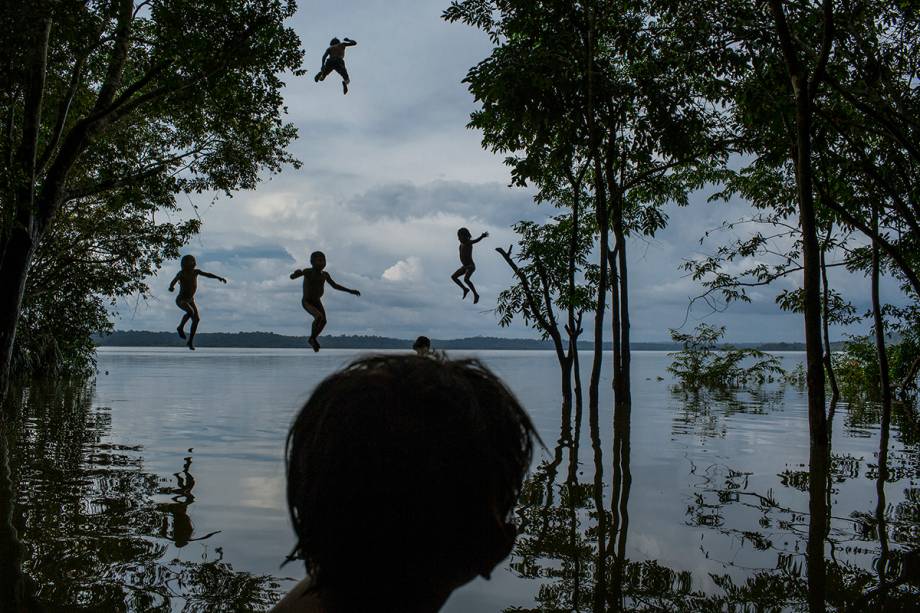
3, 348, 917, 611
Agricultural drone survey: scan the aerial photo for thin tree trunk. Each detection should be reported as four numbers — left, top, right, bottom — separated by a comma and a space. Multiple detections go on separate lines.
615, 222, 631, 415
820, 242, 839, 406
767, 3, 831, 610
871, 201, 893, 600
0, 229, 36, 405
871, 204, 893, 425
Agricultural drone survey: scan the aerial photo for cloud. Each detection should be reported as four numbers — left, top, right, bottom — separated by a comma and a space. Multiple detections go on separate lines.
112, 1, 894, 344
382, 257, 423, 282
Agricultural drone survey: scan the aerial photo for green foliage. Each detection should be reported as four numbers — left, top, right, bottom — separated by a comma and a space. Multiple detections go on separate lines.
13, 193, 198, 377
495, 215, 598, 337
667, 324, 786, 390
834, 332, 920, 404
1, 1, 304, 378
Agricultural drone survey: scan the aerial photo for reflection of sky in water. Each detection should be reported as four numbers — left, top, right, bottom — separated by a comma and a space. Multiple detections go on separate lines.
14, 348, 917, 611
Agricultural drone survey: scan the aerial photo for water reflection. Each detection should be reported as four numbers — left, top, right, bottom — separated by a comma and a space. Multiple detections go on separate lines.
508, 389, 920, 611
0, 382, 284, 612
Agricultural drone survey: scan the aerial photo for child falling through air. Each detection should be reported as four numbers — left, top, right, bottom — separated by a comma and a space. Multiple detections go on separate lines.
291, 251, 361, 352
169, 255, 227, 350
451, 227, 488, 304
314, 37, 357, 94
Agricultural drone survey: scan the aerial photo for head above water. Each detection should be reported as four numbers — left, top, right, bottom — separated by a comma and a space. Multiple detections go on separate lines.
284, 355, 538, 602
180, 255, 196, 270
330, 37, 340, 46
457, 227, 471, 241
309, 251, 326, 269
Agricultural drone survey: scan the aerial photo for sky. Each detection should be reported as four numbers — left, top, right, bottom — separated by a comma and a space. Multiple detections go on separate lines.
113, 0, 900, 343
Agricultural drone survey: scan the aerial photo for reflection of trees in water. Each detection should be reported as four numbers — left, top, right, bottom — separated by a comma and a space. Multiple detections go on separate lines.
506, 393, 920, 611
0, 382, 284, 612
670, 386, 788, 440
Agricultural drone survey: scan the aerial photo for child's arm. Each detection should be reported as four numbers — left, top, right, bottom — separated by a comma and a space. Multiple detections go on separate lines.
198, 270, 228, 284
325, 272, 360, 296
290, 269, 304, 280
168, 273, 180, 292
470, 231, 489, 244
320, 48, 330, 66
343, 38, 357, 46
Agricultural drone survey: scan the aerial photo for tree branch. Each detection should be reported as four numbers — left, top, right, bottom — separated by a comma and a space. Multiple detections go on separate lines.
91, 0, 135, 115
808, 0, 834, 101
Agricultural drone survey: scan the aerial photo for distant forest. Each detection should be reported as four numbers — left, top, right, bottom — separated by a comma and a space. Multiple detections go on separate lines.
94, 330, 826, 352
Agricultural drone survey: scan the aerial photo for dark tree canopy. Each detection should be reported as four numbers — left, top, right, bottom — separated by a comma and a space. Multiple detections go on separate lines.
0, 0, 304, 385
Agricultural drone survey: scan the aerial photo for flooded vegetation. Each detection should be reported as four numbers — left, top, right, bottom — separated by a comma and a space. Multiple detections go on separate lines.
2, 349, 917, 611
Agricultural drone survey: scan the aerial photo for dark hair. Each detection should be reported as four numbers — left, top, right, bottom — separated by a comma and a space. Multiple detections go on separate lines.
330, 37, 340, 46
412, 336, 431, 350
180, 254, 196, 269
285, 355, 537, 590
457, 227, 471, 240
309, 251, 325, 265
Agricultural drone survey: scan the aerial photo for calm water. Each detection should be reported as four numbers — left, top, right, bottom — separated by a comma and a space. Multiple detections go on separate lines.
2, 348, 918, 611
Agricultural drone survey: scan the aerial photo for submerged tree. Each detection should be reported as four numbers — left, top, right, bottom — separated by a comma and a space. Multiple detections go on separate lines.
0, 0, 304, 402
445, 0, 725, 416
667, 324, 786, 390
495, 161, 597, 411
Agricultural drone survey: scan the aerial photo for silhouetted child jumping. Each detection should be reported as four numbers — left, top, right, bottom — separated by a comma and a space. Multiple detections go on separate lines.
168, 255, 227, 350
314, 37, 357, 94
272, 355, 538, 613
290, 251, 360, 352
451, 227, 488, 304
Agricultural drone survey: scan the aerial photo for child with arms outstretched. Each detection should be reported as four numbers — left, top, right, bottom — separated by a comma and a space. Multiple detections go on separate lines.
314, 37, 357, 94
291, 251, 361, 352
451, 227, 488, 304
169, 255, 227, 350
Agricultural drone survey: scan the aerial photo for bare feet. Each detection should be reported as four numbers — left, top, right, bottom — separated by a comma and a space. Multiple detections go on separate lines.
177, 325, 187, 340
308, 337, 320, 353
461, 287, 470, 300
342, 81, 348, 95
187, 340, 195, 351
473, 292, 480, 304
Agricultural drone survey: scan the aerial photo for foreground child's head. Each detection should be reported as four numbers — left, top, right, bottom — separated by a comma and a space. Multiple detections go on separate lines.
285, 355, 537, 606
457, 227, 471, 241
180, 254, 196, 270
330, 37, 341, 46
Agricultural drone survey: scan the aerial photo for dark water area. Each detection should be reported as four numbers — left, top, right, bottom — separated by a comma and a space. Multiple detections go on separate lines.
2, 348, 918, 611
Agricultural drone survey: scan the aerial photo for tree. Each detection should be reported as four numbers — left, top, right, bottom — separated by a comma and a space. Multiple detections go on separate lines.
0, 0, 304, 402
14, 189, 198, 378
445, 0, 724, 418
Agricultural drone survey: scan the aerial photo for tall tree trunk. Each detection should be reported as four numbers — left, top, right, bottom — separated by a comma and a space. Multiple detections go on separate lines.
871, 204, 893, 425
820, 244, 839, 406
615, 222, 631, 415
767, 3, 832, 610
0, 228, 36, 405
871, 202, 893, 599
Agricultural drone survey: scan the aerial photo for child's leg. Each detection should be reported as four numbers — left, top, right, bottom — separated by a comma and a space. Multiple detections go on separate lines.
334, 63, 350, 94
315, 62, 329, 82
176, 298, 194, 339
186, 302, 201, 349
464, 268, 480, 303
302, 300, 327, 351
451, 267, 470, 299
